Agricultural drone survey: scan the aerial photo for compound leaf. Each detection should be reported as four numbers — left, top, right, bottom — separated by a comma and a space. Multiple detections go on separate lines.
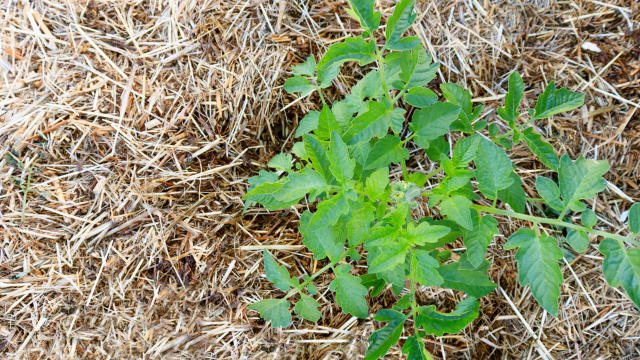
249, 299, 291, 328
505, 228, 563, 316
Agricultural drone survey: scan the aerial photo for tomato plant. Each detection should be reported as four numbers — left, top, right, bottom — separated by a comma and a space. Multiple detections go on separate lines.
244, 0, 640, 358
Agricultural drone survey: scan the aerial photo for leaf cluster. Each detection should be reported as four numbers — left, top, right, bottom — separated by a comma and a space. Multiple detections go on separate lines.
245, 1, 640, 358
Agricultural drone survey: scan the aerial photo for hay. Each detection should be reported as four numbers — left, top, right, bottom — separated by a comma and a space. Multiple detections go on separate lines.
0, 0, 638, 358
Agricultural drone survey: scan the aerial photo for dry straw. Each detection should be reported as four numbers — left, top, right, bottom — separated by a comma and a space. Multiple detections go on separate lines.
0, 0, 638, 359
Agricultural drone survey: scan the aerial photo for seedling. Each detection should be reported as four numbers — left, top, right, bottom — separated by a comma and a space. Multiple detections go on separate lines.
244, 0, 640, 358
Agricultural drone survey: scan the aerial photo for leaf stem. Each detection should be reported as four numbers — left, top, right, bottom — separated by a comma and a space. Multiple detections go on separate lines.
283, 249, 350, 300
471, 204, 639, 246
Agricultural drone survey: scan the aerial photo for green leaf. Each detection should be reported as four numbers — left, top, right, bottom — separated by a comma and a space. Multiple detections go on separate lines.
291, 141, 307, 160
452, 134, 481, 167
629, 203, 640, 234
295, 111, 320, 137
462, 214, 498, 268
328, 131, 355, 183
268, 153, 293, 172
300, 211, 345, 261
440, 195, 473, 230
244, 181, 296, 210
440, 83, 482, 133
409, 102, 461, 149
405, 87, 437, 108
317, 37, 376, 86
498, 172, 526, 213
385, 0, 417, 50
505, 228, 563, 316
262, 249, 291, 291
402, 336, 432, 360
497, 72, 524, 125
274, 167, 329, 203
364, 309, 406, 360
245, 171, 281, 212
522, 127, 559, 171
475, 137, 514, 200
308, 191, 351, 231
249, 299, 291, 328
343, 101, 392, 145
532, 82, 585, 120
294, 294, 322, 322
316, 105, 341, 141
365, 167, 390, 200
347, 0, 381, 33
347, 203, 375, 246
438, 260, 497, 297
303, 134, 333, 182
283, 76, 315, 94
566, 229, 589, 253
535, 176, 563, 211
599, 238, 640, 308
330, 264, 369, 318
558, 155, 609, 212
292, 55, 316, 76
416, 297, 480, 336
364, 135, 410, 170
366, 236, 407, 274
402, 222, 451, 246
412, 250, 443, 287
385, 46, 438, 89
582, 208, 597, 228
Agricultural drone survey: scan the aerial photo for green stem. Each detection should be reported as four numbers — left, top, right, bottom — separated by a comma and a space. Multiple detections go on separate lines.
423, 166, 443, 182
471, 204, 638, 245
283, 248, 350, 300
401, 160, 409, 180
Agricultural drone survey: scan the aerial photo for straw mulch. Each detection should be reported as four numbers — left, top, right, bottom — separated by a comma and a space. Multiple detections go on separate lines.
1, 0, 639, 359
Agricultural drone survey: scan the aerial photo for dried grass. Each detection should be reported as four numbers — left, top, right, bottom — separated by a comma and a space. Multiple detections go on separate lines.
1, 0, 639, 359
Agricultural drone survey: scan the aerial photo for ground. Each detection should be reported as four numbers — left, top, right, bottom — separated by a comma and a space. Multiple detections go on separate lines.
1, 0, 639, 359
